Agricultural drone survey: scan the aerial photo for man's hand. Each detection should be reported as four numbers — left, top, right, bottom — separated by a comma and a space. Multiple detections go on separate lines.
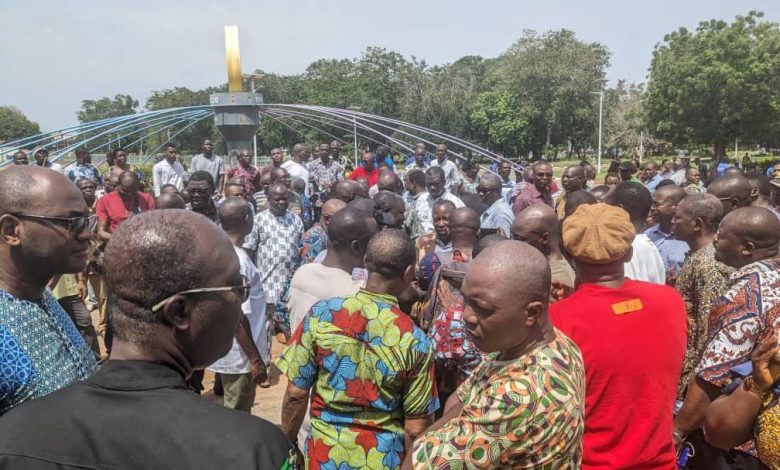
249, 359, 268, 386
550, 280, 573, 303
77, 279, 88, 302
751, 328, 780, 394
417, 233, 436, 255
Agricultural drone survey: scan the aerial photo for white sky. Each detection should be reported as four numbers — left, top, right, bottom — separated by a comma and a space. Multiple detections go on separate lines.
1, 0, 778, 131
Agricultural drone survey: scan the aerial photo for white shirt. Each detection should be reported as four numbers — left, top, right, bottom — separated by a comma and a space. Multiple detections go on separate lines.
430, 158, 462, 190
208, 247, 267, 375
625, 234, 666, 285
152, 159, 185, 196
281, 160, 310, 195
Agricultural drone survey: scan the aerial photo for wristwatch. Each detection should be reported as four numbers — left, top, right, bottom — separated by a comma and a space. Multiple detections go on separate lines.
743, 375, 770, 400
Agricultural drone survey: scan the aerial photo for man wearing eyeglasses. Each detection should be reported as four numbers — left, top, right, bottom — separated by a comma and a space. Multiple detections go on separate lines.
0, 166, 98, 415
707, 173, 754, 215
512, 161, 555, 216
646, 184, 690, 281
0, 209, 295, 469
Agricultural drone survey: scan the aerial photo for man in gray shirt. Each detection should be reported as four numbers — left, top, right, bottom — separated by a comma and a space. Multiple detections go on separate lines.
477, 173, 514, 237
189, 139, 225, 195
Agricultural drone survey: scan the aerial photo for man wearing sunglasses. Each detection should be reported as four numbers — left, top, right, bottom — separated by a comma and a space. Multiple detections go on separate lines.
0, 209, 295, 468
0, 166, 98, 415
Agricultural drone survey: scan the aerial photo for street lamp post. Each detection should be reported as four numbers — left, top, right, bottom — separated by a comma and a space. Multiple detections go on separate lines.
590, 91, 604, 172
243, 73, 265, 167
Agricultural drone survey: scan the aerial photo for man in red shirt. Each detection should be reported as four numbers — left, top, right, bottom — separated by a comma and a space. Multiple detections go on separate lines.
348, 151, 380, 187
550, 203, 686, 469
96, 171, 155, 240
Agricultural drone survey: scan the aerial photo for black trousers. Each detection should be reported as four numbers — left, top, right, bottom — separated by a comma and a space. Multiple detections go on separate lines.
58, 295, 100, 356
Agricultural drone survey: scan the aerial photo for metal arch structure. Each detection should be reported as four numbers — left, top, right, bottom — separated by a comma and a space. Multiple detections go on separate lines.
2, 103, 514, 177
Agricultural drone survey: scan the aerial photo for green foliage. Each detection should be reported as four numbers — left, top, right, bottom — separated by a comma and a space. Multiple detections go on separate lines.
77, 94, 138, 123
0, 106, 40, 142
645, 11, 780, 158
469, 90, 531, 156
145, 86, 224, 154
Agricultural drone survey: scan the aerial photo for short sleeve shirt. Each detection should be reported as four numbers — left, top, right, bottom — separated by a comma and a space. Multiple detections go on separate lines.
308, 158, 344, 196
0, 289, 97, 415
277, 289, 439, 470
66, 164, 102, 185
189, 154, 225, 187
95, 191, 155, 233
408, 191, 465, 239
411, 330, 585, 469
243, 210, 304, 302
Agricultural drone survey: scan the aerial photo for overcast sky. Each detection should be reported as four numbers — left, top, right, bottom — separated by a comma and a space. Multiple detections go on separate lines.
1, 0, 778, 131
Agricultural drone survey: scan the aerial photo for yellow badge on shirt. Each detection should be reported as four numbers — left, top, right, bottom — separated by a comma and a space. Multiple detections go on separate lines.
611, 299, 643, 315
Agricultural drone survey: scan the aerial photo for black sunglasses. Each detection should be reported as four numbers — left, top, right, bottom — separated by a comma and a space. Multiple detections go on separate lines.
12, 213, 97, 235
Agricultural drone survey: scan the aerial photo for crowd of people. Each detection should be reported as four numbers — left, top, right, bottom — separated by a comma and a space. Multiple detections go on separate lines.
1, 140, 780, 469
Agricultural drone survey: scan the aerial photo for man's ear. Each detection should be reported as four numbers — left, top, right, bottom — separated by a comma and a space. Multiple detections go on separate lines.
161, 295, 192, 331
524, 301, 545, 327
0, 215, 23, 246
742, 241, 755, 258
403, 264, 415, 285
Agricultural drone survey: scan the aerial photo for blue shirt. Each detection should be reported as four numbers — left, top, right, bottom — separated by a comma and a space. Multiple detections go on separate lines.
0, 289, 97, 415
375, 154, 395, 170
405, 154, 432, 167
645, 225, 690, 275
645, 174, 663, 194
66, 164, 102, 184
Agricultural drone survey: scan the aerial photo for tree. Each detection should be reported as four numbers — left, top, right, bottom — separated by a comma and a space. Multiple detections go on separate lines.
495, 29, 610, 157
145, 87, 222, 154
645, 11, 780, 159
469, 90, 532, 157
0, 106, 40, 142
77, 94, 138, 123
603, 81, 652, 152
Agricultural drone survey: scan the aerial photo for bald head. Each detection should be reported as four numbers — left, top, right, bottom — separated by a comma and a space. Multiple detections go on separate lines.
155, 192, 186, 210
716, 207, 780, 268
321, 198, 347, 228
364, 228, 416, 280
467, 240, 551, 306
708, 174, 753, 214
327, 206, 379, 257
511, 205, 559, 254
0, 165, 76, 214
655, 183, 687, 203
218, 197, 253, 232
449, 207, 480, 246
332, 180, 361, 203
377, 170, 403, 195
473, 234, 506, 258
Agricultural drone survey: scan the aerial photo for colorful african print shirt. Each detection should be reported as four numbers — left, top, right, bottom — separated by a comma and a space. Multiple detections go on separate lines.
243, 210, 304, 303
411, 329, 585, 469
675, 244, 732, 399
276, 289, 439, 470
407, 191, 465, 240
227, 164, 261, 195
0, 289, 97, 415
66, 164, 102, 185
308, 158, 344, 205
298, 224, 328, 266
697, 256, 780, 388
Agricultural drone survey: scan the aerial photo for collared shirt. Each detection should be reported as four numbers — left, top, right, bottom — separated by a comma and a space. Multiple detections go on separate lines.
644, 174, 663, 194
348, 166, 380, 187
96, 191, 155, 233
500, 177, 516, 200
0, 360, 294, 469
625, 234, 666, 284
404, 160, 429, 172
209, 247, 267, 375
152, 158, 185, 196
480, 197, 514, 237
696, 256, 780, 388
512, 184, 553, 216
0, 288, 97, 415
244, 210, 304, 303
682, 182, 706, 194
407, 191, 465, 239
298, 224, 328, 266
645, 224, 690, 275
66, 164, 102, 185
430, 158, 461, 189
459, 175, 480, 194
189, 153, 225, 188
227, 164, 262, 195
277, 289, 439, 470
411, 330, 585, 469
188, 201, 220, 224
675, 244, 732, 399
308, 158, 344, 204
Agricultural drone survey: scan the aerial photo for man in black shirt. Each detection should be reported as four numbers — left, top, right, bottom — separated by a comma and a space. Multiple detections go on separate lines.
0, 210, 294, 469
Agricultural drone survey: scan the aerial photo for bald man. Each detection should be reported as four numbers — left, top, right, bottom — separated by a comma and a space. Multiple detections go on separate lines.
281, 143, 311, 195
408, 240, 584, 469
375, 169, 404, 196
552, 203, 686, 468
0, 167, 98, 415
155, 192, 186, 210
279, 229, 438, 470
0, 210, 294, 468
512, 204, 575, 289
555, 165, 586, 219
674, 208, 780, 457
476, 173, 514, 238
298, 198, 347, 265
646, 184, 690, 277
284, 207, 379, 449
670, 193, 732, 402
707, 174, 754, 214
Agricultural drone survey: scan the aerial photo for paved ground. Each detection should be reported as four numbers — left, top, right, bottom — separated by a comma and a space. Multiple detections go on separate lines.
92, 310, 288, 425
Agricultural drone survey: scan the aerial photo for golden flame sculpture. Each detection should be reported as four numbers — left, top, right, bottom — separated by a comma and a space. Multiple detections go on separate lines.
224, 25, 243, 92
